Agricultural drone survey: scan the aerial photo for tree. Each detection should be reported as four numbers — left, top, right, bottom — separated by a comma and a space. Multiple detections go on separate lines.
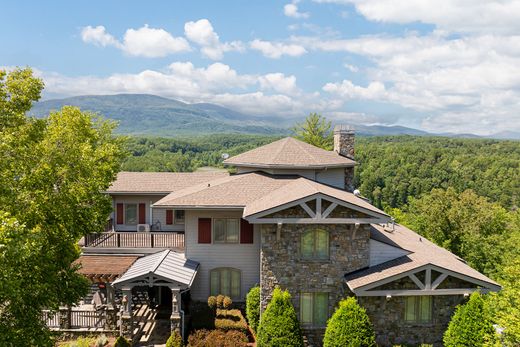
323, 297, 376, 347
0, 68, 126, 346
292, 113, 333, 150
443, 292, 499, 347
246, 286, 260, 332
256, 288, 303, 347
166, 331, 183, 347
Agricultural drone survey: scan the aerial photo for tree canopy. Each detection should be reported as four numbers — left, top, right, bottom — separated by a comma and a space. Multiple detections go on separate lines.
292, 113, 333, 150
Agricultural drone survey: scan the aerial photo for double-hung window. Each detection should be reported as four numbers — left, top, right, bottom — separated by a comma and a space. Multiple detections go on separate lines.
125, 204, 137, 225
404, 296, 432, 323
213, 218, 239, 243
300, 292, 329, 326
301, 229, 329, 260
175, 210, 185, 224
210, 268, 241, 299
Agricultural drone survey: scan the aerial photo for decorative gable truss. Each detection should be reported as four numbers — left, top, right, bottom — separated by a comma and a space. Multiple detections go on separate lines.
351, 264, 501, 297
245, 193, 390, 224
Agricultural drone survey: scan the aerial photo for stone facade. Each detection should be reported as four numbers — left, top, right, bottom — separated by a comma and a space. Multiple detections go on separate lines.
358, 295, 466, 347
333, 125, 355, 192
260, 222, 370, 346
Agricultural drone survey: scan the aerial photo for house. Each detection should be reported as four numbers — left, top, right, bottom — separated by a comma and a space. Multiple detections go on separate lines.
66, 125, 500, 346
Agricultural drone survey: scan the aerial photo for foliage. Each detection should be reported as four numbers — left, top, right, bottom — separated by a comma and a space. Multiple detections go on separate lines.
208, 296, 217, 310
292, 113, 333, 150
246, 286, 260, 333
64, 337, 96, 347
443, 292, 499, 347
222, 296, 232, 309
95, 334, 108, 347
0, 68, 126, 347
214, 309, 248, 333
114, 336, 131, 347
323, 297, 376, 347
216, 295, 225, 309
187, 329, 248, 347
256, 287, 303, 347
166, 330, 184, 347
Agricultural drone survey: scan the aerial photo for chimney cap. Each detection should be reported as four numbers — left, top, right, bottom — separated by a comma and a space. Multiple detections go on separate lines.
334, 124, 355, 133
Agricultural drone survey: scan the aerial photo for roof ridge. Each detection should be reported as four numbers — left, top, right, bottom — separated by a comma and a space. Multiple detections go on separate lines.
151, 249, 170, 274
271, 137, 291, 163
291, 137, 320, 164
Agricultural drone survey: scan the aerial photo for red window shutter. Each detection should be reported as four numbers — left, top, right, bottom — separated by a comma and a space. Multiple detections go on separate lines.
166, 210, 173, 225
198, 218, 212, 244
116, 203, 124, 224
240, 219, 254, 244
139, 203, 146, 224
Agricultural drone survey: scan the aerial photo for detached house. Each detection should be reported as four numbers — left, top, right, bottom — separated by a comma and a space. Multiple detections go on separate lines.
65, 126, 500, 346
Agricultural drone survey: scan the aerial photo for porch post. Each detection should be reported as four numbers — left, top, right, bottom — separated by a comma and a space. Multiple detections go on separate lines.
105, 284, 117, 330
121, 287, 133, 338
170, 287, 182, 337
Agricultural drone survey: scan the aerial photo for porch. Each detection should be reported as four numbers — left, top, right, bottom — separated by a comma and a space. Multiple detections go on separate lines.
82, 231, 184, 251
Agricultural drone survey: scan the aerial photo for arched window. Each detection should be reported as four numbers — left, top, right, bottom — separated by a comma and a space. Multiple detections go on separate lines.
301, 229, 329, 260
210, 268, 241, 299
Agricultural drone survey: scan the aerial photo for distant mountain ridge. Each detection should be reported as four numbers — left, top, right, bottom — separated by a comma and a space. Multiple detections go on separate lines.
30, 94, 520, 139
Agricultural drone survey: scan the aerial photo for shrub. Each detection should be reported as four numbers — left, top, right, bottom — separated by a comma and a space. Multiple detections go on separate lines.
443, 292, 499, 347
187, 329, 248, 347
246, 286, 260, 332
166, 330, 184, 347
256, 287, 303, 347
95, 334, 108, 347
223, 296, 232, 309
66, 337, 96, 347
216, 294, 225, 309
215, 309, 248, 333
323, 297, 376, 347
114, 336, 131, 347
208, 296, 217, 310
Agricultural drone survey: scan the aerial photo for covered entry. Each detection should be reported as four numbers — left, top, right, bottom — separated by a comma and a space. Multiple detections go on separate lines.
112, 250, 199, 338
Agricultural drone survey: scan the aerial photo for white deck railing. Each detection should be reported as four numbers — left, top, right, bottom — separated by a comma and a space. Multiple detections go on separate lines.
84, 232, 184, 249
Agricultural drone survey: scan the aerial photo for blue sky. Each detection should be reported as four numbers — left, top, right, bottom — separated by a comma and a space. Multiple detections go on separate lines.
1, 0, 520, 135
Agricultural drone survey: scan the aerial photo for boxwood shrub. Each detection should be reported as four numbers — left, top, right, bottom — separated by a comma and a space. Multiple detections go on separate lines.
246, 286, 260, 332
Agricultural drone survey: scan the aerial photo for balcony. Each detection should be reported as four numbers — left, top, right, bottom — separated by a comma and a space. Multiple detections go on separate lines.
82, 232, 185, 253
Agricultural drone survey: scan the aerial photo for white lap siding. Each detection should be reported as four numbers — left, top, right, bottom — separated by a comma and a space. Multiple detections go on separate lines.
185, 210, 260, 302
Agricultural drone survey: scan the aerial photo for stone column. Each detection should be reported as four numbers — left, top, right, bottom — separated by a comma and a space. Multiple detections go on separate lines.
170, 288, 182, 336
121, 288, 133, 338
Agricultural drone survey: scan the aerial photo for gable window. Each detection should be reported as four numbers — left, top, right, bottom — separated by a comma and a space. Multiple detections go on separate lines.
214, 218, 239, 243
404, 296, 432, 323
300, 292, 329, 326
210, 268, 241, 299
301, 229, 329, 260
175, 210, 185, 224
125, 204, 137, 225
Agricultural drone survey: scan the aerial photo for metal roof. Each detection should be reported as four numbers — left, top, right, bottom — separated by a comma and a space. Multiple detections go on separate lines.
112, 250, 199, 288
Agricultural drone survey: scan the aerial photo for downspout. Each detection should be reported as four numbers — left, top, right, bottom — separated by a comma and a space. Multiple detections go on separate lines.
179, 287, 190, 339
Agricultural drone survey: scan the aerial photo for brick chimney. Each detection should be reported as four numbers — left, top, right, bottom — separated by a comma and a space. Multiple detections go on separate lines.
333, 125, 355, 192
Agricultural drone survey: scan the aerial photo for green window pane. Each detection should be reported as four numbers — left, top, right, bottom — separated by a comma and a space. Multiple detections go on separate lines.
221, 269, 230, 296
210, 271, 220, 296
227, 219, 239, 243
214, 219, 226, 242
420, 296, 432, 322
300, 293, 313, 324
315, 230, 329, 259
125, 204, 137, 225
313, 293, 329, 326
405, 297, 416, 322
231, 270, 241, 298
301, 232, 314, 258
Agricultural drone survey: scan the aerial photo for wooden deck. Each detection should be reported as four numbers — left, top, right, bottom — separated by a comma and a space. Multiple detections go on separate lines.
83, 232, 184, 250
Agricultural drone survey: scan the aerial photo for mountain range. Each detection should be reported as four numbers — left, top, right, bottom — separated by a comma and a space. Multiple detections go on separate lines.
30, 94, 520, 139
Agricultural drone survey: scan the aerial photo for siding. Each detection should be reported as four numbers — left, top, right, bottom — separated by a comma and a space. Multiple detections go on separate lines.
235, 167, 345, 189
369, 239, 410, 266
185, 210, 260, 302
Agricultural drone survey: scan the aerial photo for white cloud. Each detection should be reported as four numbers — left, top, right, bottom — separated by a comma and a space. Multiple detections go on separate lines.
81, 24, 190, 57
250, 39, 307, 59
323, 80, 386, 99
284, 0, 310, 19
344, 63, 359, 72
184, 19, 244, 60
258, 73, 300, 95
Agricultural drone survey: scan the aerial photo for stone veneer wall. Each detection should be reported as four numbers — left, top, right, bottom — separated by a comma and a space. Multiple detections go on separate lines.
333, 126, 355, 192
358, 295, 466, 347
260, 223, 370, 346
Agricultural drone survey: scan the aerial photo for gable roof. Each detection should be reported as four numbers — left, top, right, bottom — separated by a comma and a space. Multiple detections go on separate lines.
106, 171, 229, 194
345, 223, 500, 291
223, 137, 356, 169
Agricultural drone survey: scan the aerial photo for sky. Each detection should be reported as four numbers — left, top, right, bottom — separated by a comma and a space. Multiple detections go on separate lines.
1, 0, 520, 135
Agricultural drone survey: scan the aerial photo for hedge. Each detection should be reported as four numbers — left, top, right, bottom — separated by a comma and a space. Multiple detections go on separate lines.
187, 329, 248, 347
323, 297, 376, 347
256, 287, 303, 347
214, 309, 249, 333
246, 286, 260, 332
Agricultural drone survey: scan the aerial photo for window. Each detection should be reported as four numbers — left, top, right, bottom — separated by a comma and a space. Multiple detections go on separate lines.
175, 210, 185, 224
125, 204, 137, 225
404, 296, 432, 323
210, 268, 241, 298
301, 229, 329, 260
213, 218, 239, 243
300, 292, 329, 326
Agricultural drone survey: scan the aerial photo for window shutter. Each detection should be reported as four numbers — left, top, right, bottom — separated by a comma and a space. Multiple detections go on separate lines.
240, 219, 254, 244
166, 210, 173, 225
138, 203, 146, 224
198, 218, 212, 244
116, 203, 124, 224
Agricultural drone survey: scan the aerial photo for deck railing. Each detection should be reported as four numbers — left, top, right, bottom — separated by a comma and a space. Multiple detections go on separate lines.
84, 232, 184, 249
42, 308, 108, 330
42, 310, 60, 328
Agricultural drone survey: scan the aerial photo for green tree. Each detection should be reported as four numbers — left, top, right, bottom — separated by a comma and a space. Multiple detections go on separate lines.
166, 330, 184, 347
0, 68, 126, 346
257, 287, 303, 347
246, 286, 260, 332
323, 297, 376, 347
443, 292, 499, 347
292, 113, 333, 150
